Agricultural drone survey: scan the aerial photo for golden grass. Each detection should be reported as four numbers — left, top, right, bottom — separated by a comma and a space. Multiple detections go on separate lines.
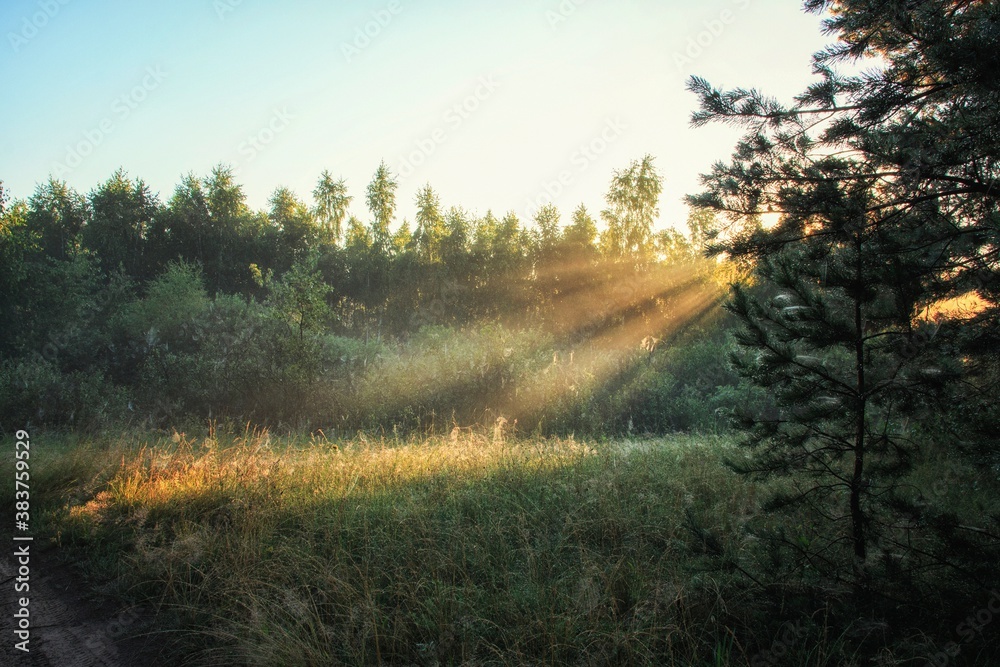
24, 428, 993, 665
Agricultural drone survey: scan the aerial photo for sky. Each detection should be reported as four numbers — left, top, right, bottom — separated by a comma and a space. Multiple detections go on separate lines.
0, 0, 832, 233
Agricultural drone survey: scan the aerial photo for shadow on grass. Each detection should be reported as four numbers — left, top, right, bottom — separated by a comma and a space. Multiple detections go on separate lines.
11, 432, 1000, 666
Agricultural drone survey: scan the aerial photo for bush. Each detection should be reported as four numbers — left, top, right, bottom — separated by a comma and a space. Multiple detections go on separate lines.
0, 357, 128, 431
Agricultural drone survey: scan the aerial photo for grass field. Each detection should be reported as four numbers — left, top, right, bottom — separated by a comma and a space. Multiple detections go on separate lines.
9, 428, 997, 666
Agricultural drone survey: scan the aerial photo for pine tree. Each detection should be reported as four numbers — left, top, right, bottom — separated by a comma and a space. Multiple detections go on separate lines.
413, 184, 445, 264
365, 161, 397, 255
84, 169, 159, 281
563, 204, 598, 257
269, 187, 318, 263
26, 178, 88, 260
688, 0, 1000, 593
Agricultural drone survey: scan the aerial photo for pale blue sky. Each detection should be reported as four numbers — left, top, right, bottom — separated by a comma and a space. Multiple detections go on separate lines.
1, 0, 830, 231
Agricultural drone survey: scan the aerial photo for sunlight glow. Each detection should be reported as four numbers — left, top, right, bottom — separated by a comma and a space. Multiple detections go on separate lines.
761, 210, 782, 230
352, 258, 727, 428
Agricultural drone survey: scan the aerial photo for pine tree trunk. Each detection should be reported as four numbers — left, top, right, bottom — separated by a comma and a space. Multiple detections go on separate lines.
851, 250, 867, 562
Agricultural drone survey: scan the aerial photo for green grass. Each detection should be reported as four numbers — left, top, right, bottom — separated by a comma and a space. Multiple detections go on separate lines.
10, 428, 997, 666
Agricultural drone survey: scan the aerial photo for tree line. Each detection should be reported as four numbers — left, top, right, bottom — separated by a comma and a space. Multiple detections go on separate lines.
0, 156, 736, 431
2, 155, 705, 337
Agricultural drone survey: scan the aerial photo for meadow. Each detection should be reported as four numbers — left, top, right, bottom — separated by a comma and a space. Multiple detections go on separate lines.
9, 427, 997, 666
4, 3, 999, 663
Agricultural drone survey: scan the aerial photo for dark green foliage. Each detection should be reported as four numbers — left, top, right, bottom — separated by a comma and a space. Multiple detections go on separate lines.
0, 358, 127, 431
146, 166, 272, 297
688, 0, 1000, 611
83, 169, 159, 281
270, 186, 320, 265
26, 178, 88, 260
1, 155, 732, 436
0, 198, 34, 359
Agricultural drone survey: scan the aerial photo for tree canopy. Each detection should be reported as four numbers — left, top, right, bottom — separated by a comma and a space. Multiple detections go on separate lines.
688, 0, 1000, 601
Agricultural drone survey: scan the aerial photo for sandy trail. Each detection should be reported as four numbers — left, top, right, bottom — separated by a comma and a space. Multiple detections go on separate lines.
2, 546, 154, 667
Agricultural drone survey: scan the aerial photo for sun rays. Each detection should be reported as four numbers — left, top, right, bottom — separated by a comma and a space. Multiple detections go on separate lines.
346, 256, 727, 430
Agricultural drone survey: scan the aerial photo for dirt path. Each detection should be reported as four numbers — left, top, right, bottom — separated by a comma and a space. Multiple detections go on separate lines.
1, 545, 158, 667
